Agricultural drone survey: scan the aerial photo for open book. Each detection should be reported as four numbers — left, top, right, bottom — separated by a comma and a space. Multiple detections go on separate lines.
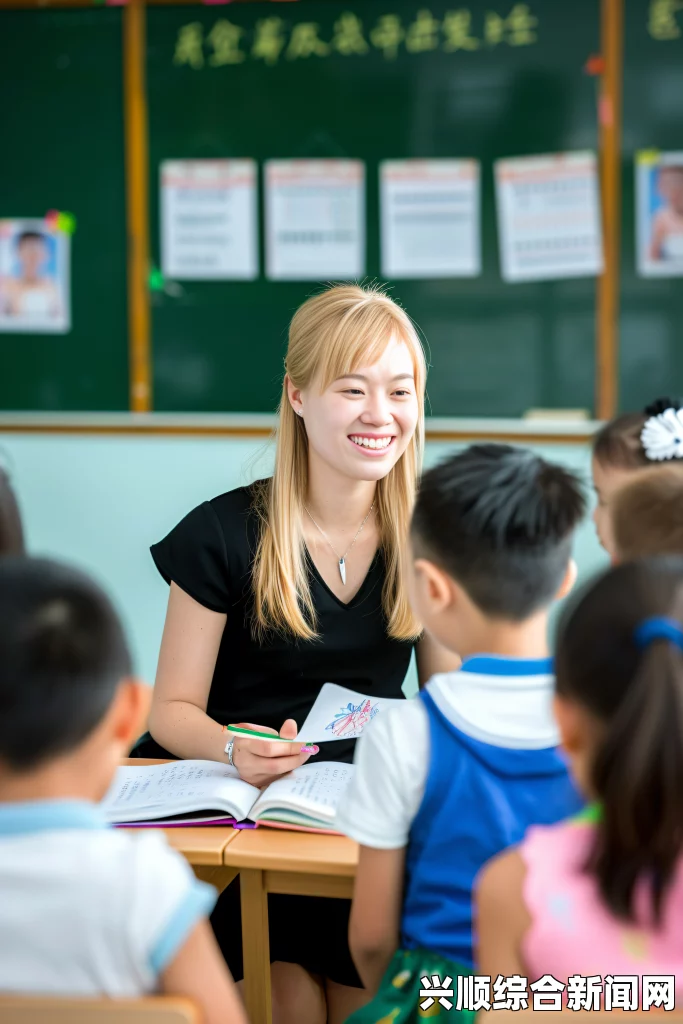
101, 760, 354, 834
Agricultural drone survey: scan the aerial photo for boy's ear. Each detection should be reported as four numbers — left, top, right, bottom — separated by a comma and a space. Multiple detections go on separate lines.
109, 678, 152, 751
413, 557, 455, 613
555, 558, 578, 601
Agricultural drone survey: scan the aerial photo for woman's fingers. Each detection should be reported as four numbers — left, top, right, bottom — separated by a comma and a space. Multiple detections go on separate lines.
257, 749, 315, 776
279, 718, 299, 740
228, 719, 318, 785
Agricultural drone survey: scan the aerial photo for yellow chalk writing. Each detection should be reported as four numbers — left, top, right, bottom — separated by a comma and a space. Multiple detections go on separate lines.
286, 22, 330, 59
648, 0, 683, 38
207, 20, 245, 66
252, 17, 287, 65
332, 12, 369, 55
406, 9, 441, 52
173, 23, 204, 70
443, 9, 480, 50
370, 14, 405, 60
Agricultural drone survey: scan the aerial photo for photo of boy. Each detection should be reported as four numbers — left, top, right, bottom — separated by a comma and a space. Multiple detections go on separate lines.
0, 219, 70, 333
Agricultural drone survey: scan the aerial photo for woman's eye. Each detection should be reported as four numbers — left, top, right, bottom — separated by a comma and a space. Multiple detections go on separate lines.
393, 389, 411, 397
343, 388, 364, 396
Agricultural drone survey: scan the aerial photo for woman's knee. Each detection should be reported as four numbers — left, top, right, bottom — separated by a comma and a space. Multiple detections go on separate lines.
270, 960, 327, 1024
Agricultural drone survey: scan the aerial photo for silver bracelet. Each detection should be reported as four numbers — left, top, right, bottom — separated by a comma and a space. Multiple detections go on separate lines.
225, 738, 235, 767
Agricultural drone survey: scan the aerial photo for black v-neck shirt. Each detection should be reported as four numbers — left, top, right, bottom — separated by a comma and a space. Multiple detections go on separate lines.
150, 482, 412, 764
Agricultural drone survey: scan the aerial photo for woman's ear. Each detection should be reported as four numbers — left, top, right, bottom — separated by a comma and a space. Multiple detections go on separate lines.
285, 374, 303, 416
555, 558, 578, 602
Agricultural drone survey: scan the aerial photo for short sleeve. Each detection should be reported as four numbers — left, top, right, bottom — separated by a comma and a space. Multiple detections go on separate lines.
335, 698, 430, 849
151, 501, 231, 613
126, 832, 218, 980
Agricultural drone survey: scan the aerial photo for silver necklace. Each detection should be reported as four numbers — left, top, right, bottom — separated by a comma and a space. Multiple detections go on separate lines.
303, 501, 375, 585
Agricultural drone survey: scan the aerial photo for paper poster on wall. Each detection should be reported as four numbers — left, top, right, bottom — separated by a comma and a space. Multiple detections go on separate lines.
265, 160, 365, 281
0, 219, 70, 333
380, 160, 480, 278
161, 159, 258, 280
494, 152, 603, 283
636, 151, 683, 277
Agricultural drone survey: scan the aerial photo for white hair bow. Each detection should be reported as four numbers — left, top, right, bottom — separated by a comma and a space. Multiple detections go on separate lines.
641, 407, 683, 461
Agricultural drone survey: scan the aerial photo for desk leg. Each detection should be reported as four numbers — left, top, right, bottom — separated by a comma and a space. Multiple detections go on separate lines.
240, 868, 272, 1024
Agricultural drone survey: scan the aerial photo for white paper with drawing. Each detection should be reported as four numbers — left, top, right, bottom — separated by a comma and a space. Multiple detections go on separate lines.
299, 682, 404, 742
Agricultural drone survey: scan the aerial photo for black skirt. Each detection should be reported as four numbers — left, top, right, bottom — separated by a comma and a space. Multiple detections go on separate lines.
132, 735, 362, 988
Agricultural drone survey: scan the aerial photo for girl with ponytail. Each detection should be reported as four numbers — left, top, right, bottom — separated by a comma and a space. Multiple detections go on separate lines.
476, 557, 683, 1000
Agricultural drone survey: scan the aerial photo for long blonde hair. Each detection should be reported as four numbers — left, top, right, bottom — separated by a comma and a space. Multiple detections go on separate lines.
252, 284, 426, 642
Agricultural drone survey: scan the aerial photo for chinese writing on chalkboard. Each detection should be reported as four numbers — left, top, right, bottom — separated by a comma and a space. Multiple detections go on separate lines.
648, 0, 683, 39
173, 5, 538, 70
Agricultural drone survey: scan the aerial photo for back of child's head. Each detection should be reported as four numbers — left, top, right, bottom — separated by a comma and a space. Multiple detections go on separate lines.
612, 466, 683, 561
593, 396, 683, 471
0, 463, 25, 556
0, 556, 132, 771
411, 443, 585, 620
555, 557, 683, 922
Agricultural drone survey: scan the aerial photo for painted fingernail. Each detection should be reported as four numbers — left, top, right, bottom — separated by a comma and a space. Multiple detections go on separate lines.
300, 745, 318, 754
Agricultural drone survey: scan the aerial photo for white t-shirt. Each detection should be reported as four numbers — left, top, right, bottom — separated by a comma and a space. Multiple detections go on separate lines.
0, 799, 217, 997
335, 656, 558, 849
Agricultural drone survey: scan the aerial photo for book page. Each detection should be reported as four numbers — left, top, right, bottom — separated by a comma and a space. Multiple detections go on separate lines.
100, 760, 259, 823
299, 682, 404, 743
251, 761, 354, 823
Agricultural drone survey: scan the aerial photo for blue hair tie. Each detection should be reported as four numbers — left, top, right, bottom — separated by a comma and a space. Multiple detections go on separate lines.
634, 616, 683, 651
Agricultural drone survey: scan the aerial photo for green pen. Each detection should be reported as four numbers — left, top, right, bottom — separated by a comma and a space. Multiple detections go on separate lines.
227, 724, 316, 748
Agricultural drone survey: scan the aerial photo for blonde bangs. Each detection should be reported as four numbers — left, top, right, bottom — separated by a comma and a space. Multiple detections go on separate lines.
252, 284, 425, 644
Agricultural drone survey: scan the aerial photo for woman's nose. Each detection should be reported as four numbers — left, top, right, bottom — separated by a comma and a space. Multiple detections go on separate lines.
361, 393, 392, 425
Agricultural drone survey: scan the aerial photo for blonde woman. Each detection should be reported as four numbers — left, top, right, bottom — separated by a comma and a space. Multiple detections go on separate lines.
138, 285, 455, 1024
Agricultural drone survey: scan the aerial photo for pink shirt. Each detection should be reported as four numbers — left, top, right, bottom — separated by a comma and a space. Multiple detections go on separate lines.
521, 818, 683, 1002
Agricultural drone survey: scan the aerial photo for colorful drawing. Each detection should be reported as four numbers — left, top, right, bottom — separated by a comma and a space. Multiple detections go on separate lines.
325, 698, 380, 738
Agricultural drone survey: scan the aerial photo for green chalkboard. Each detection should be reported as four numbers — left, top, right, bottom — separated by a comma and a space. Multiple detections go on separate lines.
0, 8, 128, 411
147, 0, 601, 416
620, 0, 683, 412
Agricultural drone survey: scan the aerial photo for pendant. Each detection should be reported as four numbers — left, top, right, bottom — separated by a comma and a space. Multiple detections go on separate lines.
339, 558, 346, 585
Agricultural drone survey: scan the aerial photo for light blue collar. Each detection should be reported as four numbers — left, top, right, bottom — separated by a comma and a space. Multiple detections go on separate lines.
459, 654, 554, 677
0, 799, 108, 837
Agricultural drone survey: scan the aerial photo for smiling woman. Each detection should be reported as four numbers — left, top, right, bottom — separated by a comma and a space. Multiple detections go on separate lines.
134, 284, 441, 1024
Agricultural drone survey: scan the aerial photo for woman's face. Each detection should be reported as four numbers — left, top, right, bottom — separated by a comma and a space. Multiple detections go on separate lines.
295, 335, 420, 483
591, 456, 635, 560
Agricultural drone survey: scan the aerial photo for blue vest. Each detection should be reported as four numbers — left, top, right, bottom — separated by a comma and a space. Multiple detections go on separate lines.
401, 687, 583, 968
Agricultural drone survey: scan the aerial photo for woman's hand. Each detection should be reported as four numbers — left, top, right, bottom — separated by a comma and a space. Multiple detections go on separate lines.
229, 718, 318, 788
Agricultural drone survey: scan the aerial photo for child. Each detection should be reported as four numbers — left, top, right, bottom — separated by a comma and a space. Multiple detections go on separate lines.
611, 465, 683, 562
0, 556, 246, 1024
0, 462, 24, 555
649, 164, 683, 263
476, 557, 683, 1003
336, 443, 586, 1024
2, 231, 62, 320
592, 396, 683, 559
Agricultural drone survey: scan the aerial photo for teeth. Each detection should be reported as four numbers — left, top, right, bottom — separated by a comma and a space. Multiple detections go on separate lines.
350, 436, 392, 449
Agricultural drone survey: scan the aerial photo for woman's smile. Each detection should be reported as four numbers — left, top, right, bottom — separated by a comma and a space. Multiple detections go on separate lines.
348, 433, 396, 455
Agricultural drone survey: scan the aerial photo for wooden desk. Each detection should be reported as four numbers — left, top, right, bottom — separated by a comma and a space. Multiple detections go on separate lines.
120, 758, 239, 890
223, 829, 359, 1024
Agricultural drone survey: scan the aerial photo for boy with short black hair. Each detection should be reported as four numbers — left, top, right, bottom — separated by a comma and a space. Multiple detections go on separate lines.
337, 444, 586, 1024
610, 465, 683, 562
0, 556, 246, 1024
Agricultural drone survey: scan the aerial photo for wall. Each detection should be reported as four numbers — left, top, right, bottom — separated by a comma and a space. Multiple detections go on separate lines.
0, 431, 606, 696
